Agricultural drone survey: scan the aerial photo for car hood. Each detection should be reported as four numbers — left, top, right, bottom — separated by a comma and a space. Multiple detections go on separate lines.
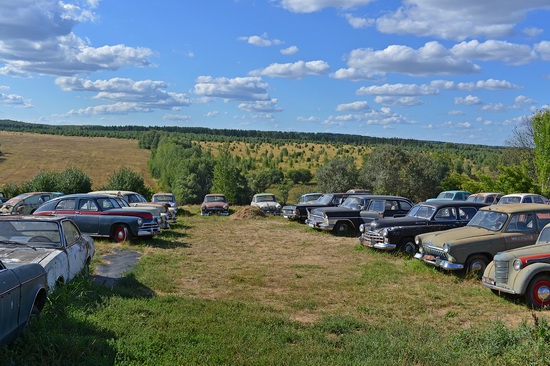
369, 216, 428, 230
254, 201, 279, 208
420, 226, 497, 246
0, 247, 55, 266
311, 206, 356, 215
203, 201, 227, 209
121, 205, 161, 215
130, 202, 166, 213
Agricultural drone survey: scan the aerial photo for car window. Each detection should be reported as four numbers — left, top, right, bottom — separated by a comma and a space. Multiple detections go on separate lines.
536, 212, 550, 230
369, 200, 385, 212
524, 197, 532, 203
62, 220, 81, 246
55, 199, 76, 210
434, 207, 457, 220
78, 199, 99, 211
459, 207, 478, 220
400, 201, 413, 211
506, 213, 534, 232
98, 198, 118, 210
534, 196, 543, 204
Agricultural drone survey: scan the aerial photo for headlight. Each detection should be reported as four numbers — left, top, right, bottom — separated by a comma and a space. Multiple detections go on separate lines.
419, 246, 424, 254
513, 259, 523, 271
359, 224, 365, 233
415, 237, 422, 246
223, 204, 229, 210
137, 218, 143, 226
201, 205, 206, 211
443, 243, 451, 253
381, 228, 388, 237
276, 203, 282, 209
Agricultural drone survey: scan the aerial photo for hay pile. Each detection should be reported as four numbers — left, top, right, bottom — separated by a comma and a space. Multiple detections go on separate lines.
231, 206, 266, 220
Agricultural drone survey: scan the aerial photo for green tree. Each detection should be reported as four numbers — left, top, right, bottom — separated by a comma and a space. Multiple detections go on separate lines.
211, 145, 242, 204
103, 167, 151, 198
29, 171, 58, 192
532, 109, 550, 195
278, 179, 294, 205
57, 168, 92, 194
316, 156, 358, 193
248, 171, 272, 194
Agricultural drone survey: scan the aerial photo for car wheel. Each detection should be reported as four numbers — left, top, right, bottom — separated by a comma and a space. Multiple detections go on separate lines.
465, 254, 489, 278
112, 224, 131, 243
400, 238, 416, 255
526, 274, 550, 309
334, 221, 351, 236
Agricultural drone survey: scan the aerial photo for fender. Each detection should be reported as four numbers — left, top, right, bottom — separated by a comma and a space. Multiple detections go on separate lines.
512, 262, 550, 295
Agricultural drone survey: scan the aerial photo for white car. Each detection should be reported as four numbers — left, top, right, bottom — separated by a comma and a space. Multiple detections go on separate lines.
499, 193, 549, 205
251, 193, 282, 214
0, 215, 95, 291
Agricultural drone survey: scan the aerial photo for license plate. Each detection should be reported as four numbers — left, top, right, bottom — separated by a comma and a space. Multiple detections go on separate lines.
423, 254, 435, 261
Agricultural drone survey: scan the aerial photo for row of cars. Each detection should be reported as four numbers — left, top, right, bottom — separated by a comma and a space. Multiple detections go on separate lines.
280, 190, 550, 308
0, 190, 180, 347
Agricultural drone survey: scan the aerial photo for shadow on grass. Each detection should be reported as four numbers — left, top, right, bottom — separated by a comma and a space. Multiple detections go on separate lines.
0, 273, 155, 365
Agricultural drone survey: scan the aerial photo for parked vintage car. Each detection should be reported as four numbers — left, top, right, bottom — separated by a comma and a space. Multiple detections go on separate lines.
0, 192, 64, 215
251, 193, 282, 214
281, 193, 323, 219
91, 190, 177, 223
426, 190, 471, 202
0, 259, 48, 348
482, 222, 550, 308
359, 200, 487, 254
109, 195, 168, 229
306, 195, 412, 235
498, 193, 549, 205
282, 193, 350, 221
34, 194, 161, 242
414, 203, 550, 276
201, 194, 230, 216
466, 192, 503, 205
152, 192, 178, 215
0, 215, 94, 290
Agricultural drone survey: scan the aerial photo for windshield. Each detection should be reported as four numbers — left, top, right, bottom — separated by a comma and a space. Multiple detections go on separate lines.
153, 195, 175, 202
437, 192, 455, 199
467, 195, 484, 202
407, 205, 435, 219
467, 210, 508, 231
340, 196, 365, 210
315, 194, 333, 204
538, 227, 550, 244
205, 195, 226, 203
499, 196, 521, 204
255, 195, 276, 203
0, 220, 61, 247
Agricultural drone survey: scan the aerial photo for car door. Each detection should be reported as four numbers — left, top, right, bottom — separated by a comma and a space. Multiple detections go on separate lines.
0, 267, 21, 343
504, 213, 539, 251
73, 199, 101, 235
61, 220, 87, 283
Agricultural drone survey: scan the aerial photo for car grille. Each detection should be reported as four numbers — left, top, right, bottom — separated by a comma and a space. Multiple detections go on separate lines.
363, 231, 384, 244
282, 208, 295, 215
423, 245, 448, 260
494, 260, 509, 283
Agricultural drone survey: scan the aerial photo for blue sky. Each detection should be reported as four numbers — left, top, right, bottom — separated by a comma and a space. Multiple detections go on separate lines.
1, 1, 550, 146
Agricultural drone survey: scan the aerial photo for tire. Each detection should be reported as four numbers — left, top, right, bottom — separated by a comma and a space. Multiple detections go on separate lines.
400, 238, 416, 255
112, 224, 131, 243
526, 274, 550, 309
465, 254, 490, 278
333, 221, 351, 236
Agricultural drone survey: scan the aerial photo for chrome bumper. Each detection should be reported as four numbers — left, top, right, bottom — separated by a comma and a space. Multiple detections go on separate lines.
358, 236, 397, 250
481, 277, 518, 294
414, 253, 464, 270
306, 219, 333, 231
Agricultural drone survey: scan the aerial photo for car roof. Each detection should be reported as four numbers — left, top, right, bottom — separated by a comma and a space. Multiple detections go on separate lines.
54, 193, 113, 199
363, 195, 412, 201
0, 214, 64, 222
90, 190, 139, 195
254, 193, 275, 196
418, 200, 487, 208
482, 203, 550, 213
501, 193, 544, 198
153, 192, 174, 196
205, 193, 226, 197
468, 192, 503, 197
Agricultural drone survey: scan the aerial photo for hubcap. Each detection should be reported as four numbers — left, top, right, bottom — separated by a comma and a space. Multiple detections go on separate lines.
537, 285, 550, 302
470, 261, 483, 272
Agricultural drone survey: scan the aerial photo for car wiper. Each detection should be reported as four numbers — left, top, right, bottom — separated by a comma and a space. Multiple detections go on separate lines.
0, 240, 37, 250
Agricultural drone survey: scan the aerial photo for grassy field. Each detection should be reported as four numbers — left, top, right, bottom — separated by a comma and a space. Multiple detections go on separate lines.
2, 207, 549, 365
0, 131, 155, 189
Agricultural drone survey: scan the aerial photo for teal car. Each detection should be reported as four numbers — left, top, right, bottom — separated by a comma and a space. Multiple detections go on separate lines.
426, 190, 471, 202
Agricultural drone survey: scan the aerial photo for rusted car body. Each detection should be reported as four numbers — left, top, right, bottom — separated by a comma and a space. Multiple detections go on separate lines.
0, 192, 64, 215
201, 194, 230, 216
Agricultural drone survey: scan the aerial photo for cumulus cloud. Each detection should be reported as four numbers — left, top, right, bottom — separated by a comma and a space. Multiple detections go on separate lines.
0, 92, 32, 108
279, 0, 376, 13
238, 99, 283, 112
250, 60, 330, 78
523, 27, 544, 37
0, 1, 153, 77
194, 76, 270, 101
66, 102, 152, 116
238, 33, 283, 47
333, 42, 480, 80
280, 46, 299, 55
336, 101, 370, 112
374, 0, 550, 41
454, 95, 481, 105
55, 77, 190, 111
343, 13, 374, 28
450, 40, 536, 65
357, 83, 439, 96
323, 106, 414, 127
163, 114, 192, 122
297, 116, 320, 122
535, 41, 550, 61
374, 96, 423, 106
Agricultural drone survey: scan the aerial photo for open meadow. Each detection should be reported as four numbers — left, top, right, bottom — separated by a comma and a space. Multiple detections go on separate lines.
1, 207, 549, 365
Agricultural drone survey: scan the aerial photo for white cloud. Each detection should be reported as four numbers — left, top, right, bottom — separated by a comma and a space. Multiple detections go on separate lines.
206, 111, 219, 117
431, 78, 520, 91
515, 95, 536, 104
0, 92, 32, 108
336, 101, 369, 112
449, 110, 464, 116
238, 99, 283, 112
523, 27, 544, 37
279, 0, 376, 13
324, 106, 414, 127
374, 0, 550, 41
357, 83, 438, 96
238, 33, 283, 47
250, 60, 330, 78
343, 13, 374, 28
66, 102, 152, 116
374, 96, 423, 106
163, 114, 191, 122
194, 76, 270, 101
297, 116, 320, 122
280, 46, 299, 55
481, 103, 508, 112
334, 42, 480, 80
450, 40, 536, 65
442, 121, 473, 129
0, 1, 152, 77
535, 41, 550, 61
454, 95, 481, 105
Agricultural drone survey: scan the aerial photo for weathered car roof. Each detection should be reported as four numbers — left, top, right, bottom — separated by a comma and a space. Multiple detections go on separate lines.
0, 214, 63, 222
501, 193, 546, 198
205, 193, 226, 197
253, 193, 276, 197
482, 203, 550, 213
417, 200, 487, 208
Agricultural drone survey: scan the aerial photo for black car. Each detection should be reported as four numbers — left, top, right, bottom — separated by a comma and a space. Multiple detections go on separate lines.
359, 200, 488, 254
282, 193, 350, 222
306, 195, 413, 235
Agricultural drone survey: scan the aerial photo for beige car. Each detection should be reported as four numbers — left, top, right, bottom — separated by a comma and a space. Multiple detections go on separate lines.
0, 192, 64, 215
482, 222, 550, 308
414, 204, 550, 276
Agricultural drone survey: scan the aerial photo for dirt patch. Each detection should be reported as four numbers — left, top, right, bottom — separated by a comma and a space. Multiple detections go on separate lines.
92, 249, 141, 287
231, 206, 266, 220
